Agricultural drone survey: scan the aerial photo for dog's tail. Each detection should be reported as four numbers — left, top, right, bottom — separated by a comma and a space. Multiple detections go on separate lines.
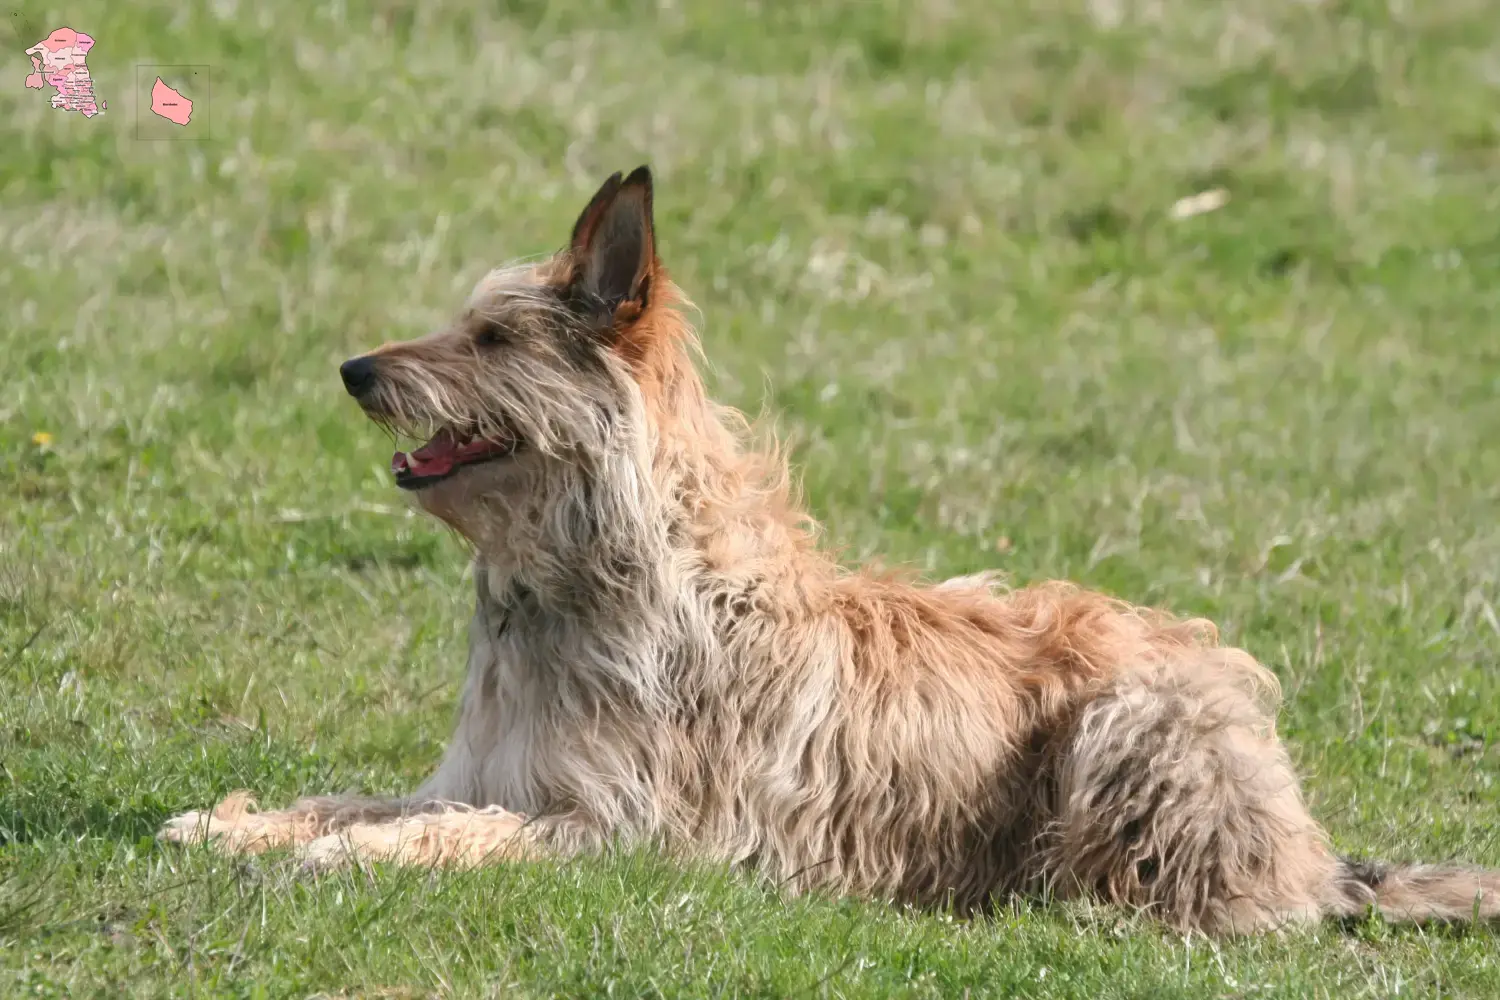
1329, 856, 1500, 923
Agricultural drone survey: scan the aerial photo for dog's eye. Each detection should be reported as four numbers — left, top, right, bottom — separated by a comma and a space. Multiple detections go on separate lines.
474, 323, 508, 348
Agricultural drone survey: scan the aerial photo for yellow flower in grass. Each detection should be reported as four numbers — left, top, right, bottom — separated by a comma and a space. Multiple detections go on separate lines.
31, 431, 53, 448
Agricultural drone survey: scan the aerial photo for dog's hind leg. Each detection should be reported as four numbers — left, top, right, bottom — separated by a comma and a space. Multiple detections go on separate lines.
1043, 648, 1340, 934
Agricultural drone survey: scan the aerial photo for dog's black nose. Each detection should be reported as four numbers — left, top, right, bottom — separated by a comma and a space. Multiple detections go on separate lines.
340, 356, 377, 397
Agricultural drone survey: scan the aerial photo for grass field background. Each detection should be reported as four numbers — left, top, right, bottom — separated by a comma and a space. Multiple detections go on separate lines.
5, 0, 1500, 995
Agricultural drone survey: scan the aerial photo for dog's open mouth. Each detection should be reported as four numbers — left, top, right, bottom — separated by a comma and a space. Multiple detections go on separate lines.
391, 426, 519, 490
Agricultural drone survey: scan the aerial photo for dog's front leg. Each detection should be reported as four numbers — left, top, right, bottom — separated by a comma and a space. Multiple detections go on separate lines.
295, 807, 589, 870
157, 791, 424, 855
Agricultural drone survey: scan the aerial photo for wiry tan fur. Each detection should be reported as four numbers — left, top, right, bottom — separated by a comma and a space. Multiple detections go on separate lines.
161, 167, 1500, 935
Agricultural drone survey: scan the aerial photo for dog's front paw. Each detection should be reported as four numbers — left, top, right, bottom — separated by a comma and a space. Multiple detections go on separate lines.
158, 808, 215, 845
158, 789, 260, 846
157, 790, 311, 855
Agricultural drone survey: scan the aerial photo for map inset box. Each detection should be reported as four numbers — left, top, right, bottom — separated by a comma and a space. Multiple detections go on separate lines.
23, 25, 105, 118
134, 64, 210, 139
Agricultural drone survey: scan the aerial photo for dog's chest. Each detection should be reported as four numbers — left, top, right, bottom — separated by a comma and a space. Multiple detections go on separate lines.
457, 577, 660, 817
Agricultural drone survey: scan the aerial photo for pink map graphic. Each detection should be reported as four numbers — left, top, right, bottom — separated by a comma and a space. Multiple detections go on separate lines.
150, 77, 193, 126
23, 26, 105, 118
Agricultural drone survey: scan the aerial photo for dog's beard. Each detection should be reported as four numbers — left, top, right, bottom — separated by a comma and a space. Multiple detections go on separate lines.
405, 451, 549, 580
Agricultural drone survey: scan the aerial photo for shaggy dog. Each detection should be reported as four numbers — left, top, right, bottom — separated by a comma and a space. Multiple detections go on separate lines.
162, 166, 1498, 934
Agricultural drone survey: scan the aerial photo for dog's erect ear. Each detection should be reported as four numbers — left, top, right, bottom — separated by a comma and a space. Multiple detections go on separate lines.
567, 166, 656, 321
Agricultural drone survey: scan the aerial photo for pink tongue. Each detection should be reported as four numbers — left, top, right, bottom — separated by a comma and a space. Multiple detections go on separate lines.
394, 428, 459, 478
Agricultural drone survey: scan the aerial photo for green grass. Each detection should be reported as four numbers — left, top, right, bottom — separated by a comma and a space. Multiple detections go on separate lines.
5, 0, 1500, 995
